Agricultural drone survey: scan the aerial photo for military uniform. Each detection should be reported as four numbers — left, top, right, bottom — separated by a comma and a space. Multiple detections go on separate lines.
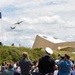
38, 55, 55, 75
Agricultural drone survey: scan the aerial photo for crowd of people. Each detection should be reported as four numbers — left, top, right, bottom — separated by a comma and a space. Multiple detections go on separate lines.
0, 47, 75, 75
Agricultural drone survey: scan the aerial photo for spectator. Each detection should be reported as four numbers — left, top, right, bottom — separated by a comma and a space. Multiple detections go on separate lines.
14, 66, 21, 75
18, 52, 33, 75
3, 63, 14, 75
53, 65, 58, 75
57, 54, 73, 75
13, 62, 17, 70
38, 47, 55, 75
31, 60, 40, 75
0, 72, 2, 75
71, 65, 75, 75
1, 62, 5, 74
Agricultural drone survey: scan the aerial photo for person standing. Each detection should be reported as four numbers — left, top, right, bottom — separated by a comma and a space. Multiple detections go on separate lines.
71, 65, 75, 75
3, 63, 14, 75
57, 54, 73, 75
38, 47, 55, 75
18, 52, 33, 75
1, 62, 5, 74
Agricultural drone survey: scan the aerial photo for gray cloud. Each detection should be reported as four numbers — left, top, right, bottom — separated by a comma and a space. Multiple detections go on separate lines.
0, 0, 75, 47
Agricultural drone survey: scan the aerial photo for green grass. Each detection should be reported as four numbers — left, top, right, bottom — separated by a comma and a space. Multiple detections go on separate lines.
0, 46, 75, 64
53, 47, 75, 60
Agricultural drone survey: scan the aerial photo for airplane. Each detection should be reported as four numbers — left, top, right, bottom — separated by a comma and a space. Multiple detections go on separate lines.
14, 20, 24, 25
10, 26, 16, 29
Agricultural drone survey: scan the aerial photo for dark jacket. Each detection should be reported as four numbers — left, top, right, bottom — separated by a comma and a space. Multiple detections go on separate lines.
19, 58, 33, 75
38, 55, 55, 75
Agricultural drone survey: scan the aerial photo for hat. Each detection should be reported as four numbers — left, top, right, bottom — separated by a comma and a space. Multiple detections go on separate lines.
45, 47, 53, 54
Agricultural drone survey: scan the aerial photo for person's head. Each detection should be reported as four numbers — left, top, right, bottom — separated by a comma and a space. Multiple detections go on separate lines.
33, 60, 38, 65
45, 47, 53, 55
64, 54, 70, 60
55, 65, 58, 70
22, 52, 29, 60
8, 64, 13, 69
2, 62, 5, 66
33, 60, 38, 67
73, 65, 75, 69
60, 56, 64, 60
58, 54, 61, 57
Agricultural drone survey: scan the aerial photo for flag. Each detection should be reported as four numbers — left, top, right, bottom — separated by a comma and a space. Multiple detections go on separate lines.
0, 12, 2, 19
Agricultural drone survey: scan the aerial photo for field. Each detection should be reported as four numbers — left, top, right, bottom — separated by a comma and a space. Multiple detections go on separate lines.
0, 46, 75, 64
53, 47, 75, 60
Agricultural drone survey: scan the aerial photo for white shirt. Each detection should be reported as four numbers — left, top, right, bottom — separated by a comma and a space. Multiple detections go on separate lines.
53, 70, 58, 75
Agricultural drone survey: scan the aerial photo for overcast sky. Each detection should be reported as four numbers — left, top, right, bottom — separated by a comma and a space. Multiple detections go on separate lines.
0, 0, 75, 47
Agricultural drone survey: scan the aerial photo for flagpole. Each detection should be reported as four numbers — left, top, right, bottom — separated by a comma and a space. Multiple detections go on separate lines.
0, 12, 3, 44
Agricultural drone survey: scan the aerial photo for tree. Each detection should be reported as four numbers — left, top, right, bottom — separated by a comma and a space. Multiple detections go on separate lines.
0, 42, 3, 46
